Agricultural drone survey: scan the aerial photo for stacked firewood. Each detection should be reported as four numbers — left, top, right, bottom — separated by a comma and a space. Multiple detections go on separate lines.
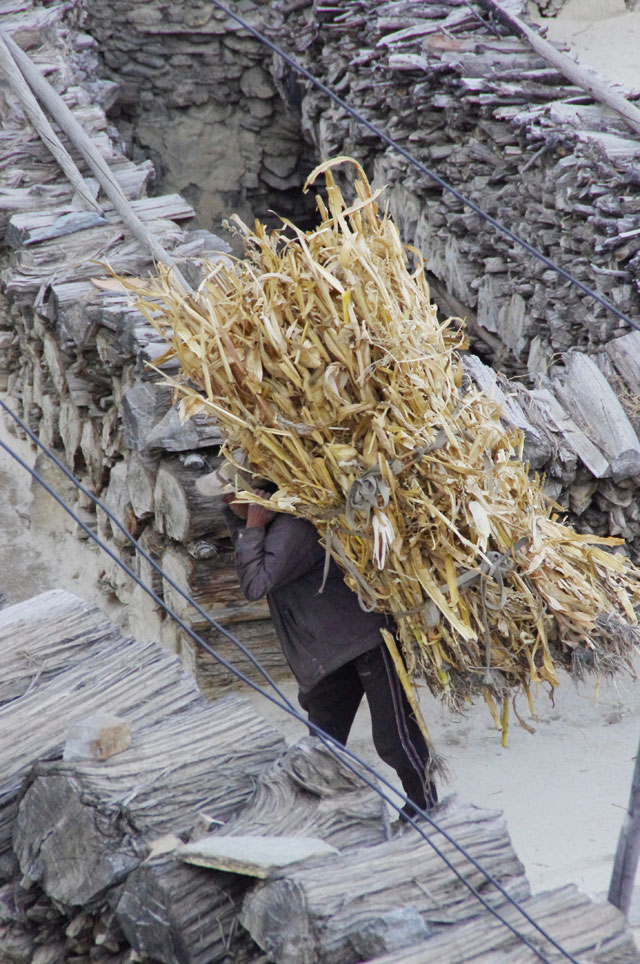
0, 0, 287, 691
262, 0, 640, 555
269, 0, 640, 368
1, 590, 638, 964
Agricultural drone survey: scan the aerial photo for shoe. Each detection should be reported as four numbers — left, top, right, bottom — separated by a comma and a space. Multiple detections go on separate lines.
397, 802, 432, 825
396, 792, 458, 827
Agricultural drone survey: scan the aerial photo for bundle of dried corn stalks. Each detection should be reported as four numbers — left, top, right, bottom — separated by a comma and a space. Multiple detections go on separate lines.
131, 156, 640, 729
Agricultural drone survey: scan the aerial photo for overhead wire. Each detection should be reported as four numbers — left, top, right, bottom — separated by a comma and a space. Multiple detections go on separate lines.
0, 396, 583, 964
0, 2, 622, 958
208, 0, 640, 334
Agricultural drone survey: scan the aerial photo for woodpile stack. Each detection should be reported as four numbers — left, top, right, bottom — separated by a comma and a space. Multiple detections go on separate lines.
269, 0, 640, 362
2, 0, 640, 705
0, 0, 288, 691
1, 589, 638, 964
0, 589, 285, 963
264, 0, 640, 550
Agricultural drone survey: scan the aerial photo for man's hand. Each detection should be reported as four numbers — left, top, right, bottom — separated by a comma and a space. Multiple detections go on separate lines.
223, 489, 276, 527
222, 492, 249, 520
246, 489, 276, 528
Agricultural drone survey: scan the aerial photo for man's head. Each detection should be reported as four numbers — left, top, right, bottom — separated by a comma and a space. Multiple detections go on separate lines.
196, 456, 276, 498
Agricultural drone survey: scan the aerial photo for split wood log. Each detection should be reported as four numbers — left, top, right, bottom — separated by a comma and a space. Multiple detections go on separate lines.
216, 736, 390, 851
6, 194, 194, 248
365, 884, 639, 963
96, 327, 133, 370
191, 619, 291, 696
6, 210, 105, 250
59, 394, 83, 467
80, 416, 107, 490
0, 591, 206, 858
100, 403, 123, 461
0, 589, 115, 706
41, 331, 69, 397
13, 693, 285, 905
0, 182, 91, 235
126, 450, 158, 519
159, 537, 289, 692
241, 801, 530, 964
145, 404, 224, 453
0, 31, 194, 292
530, 387, 610, 480
32, 357, 55, 415
154, 455, 229, 543
120, 381, 175, 452
121, 381, 224, 454
607, 331, 640, 397
0, 31, 102, 214
50, 280, 108, 348
113, 852, 258, 964
133, 521, 167, 601
160, 544, 271, 632
97, 459, 138, 546
5, 213, 188, 298
551, 353, 640, 482
38, 391, 61, 450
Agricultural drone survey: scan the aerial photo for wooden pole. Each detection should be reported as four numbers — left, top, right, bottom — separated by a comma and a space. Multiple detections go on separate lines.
608, 734, 640, 915
0, 30, 194, 294
477, 0, 640, 141
0, 33, 102, 214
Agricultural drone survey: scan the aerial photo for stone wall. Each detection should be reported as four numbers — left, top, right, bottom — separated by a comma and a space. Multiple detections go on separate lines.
80, 0, 317, 246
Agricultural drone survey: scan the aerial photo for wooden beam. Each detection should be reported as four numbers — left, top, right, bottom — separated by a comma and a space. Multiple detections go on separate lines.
608, 735, 640, 916
0, 32, 102, 215
477, 1, 640, 140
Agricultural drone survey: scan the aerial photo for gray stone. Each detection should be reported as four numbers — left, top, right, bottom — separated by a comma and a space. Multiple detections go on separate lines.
178, 835, 338, 878
349, 907, 432, 959
262, 153, 299, 179
249, 97, 275, 120
127, 5, 164, 27
240, 65, 275, 100
261, 169, 305, 191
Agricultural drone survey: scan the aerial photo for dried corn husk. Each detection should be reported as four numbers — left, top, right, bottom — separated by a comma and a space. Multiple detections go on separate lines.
127, 156, 640, 725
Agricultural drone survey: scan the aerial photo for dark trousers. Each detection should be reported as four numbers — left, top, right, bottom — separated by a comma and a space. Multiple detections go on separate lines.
298, 644, 437, 813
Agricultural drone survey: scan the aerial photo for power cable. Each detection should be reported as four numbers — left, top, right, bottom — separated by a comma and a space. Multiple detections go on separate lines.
208, 0, 640, 334
0, 8, 611, 957
0, 396, 583, 964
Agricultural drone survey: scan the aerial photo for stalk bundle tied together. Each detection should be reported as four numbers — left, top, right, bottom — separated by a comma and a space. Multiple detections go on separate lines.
130, 156, 640, 726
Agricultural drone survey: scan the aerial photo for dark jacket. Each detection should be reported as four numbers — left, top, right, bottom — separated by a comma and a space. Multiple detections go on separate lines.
226, 510, 389, 691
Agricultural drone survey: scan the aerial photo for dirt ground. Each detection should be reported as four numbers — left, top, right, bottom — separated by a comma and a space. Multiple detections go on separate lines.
530, 0, 640, 91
